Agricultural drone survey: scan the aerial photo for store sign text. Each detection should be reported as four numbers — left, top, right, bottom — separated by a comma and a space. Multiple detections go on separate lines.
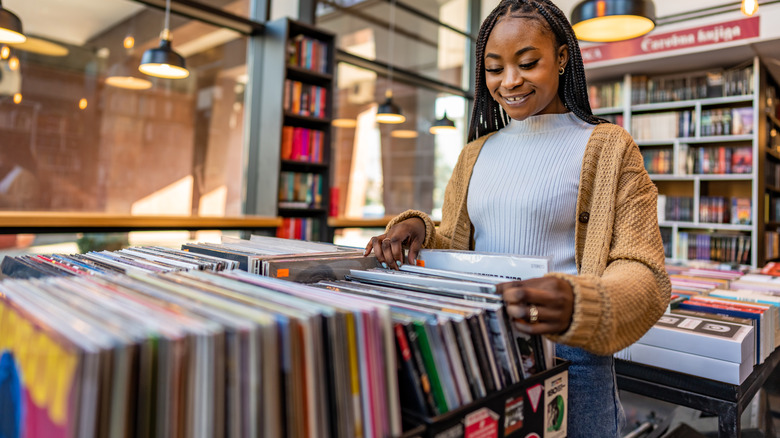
582, 16, 760, 63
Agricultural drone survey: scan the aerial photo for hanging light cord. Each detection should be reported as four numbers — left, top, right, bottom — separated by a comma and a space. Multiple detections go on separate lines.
386, 0, 396, 97
163, 0, 172, 38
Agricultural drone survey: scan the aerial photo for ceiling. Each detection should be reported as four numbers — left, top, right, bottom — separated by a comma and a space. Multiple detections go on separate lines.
5, 0, 144, 46
4, 0, 750, 46
4, 0, 779, 81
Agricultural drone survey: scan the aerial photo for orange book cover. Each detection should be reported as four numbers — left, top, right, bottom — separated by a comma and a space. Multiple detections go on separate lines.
281, 126, 294, 160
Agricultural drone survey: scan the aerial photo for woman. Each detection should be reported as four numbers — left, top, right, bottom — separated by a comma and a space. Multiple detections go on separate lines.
365, 0, 670, 436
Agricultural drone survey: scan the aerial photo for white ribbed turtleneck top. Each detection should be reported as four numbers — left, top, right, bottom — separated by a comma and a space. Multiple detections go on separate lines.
467, 112, 595, 275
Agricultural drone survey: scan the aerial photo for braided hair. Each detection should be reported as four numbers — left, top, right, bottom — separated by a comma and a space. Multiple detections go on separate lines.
468, 0, 606, 142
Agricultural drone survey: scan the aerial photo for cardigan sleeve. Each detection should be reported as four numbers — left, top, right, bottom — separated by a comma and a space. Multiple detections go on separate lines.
545, 132, 671, 355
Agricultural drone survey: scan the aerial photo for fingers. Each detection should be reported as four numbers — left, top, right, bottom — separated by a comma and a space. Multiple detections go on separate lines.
380, 237, 405, 269
500, 278, 574, 335
407, 238, 422, 265
365, 234, 388, 266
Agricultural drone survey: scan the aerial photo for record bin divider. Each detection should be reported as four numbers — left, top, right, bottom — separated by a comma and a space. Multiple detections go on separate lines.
399, 359, 570, 438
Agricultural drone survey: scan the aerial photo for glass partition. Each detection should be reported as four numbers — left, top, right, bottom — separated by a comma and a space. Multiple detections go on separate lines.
0, 0, 249, 216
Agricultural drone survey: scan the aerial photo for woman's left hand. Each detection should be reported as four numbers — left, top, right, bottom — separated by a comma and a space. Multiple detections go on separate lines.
497, 277, 574, 335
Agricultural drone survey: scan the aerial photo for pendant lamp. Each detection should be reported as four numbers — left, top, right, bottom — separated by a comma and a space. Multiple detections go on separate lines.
139, 0, 189, 79
376, 90, 405, 124
571, 0, 656, 43
741, 0, 759, 16
0, 0, 25, 44
376, 0, 405, 124
429, 111, 456, 134
107, 60, 153, 90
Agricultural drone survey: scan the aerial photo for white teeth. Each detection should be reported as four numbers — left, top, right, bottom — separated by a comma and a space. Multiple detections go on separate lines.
505, 96, 524, 102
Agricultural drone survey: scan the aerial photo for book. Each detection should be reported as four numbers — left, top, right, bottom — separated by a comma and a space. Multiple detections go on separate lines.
637, 313, 754, 364
620, 343, 753, 385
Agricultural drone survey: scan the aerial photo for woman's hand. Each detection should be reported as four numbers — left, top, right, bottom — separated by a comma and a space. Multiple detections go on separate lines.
497, 277, 574, 335
363, 217, 426, 269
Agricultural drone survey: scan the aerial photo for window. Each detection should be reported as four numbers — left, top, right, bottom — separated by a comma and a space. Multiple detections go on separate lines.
317, 0, 475, 222
0, 0, 251, 216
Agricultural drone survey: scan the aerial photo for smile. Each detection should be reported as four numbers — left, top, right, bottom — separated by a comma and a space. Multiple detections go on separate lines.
502, 91, 533, 104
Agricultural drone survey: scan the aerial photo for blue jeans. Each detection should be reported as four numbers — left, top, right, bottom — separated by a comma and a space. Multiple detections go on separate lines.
556, 344, 624, 438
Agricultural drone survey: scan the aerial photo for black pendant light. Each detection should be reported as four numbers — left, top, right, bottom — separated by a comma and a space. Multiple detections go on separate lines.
0, 0, 26, 44
376, 0, 405, 124
139, 0, 189, 79
429, 111, 456, 134
571, 0, 656, 43
377, 90, 405, 124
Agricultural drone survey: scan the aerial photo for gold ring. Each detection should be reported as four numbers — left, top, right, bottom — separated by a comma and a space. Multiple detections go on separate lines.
528, 304, 539, 324
382, 238, 391, 244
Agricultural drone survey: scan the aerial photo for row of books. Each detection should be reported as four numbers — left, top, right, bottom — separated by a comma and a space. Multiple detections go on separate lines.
616, 263, 780, 385
641, 148, 673, 175
677, 231, 751, 265
630, 65, 754, 105
281, 126, 326, 163
764, 160, 780, 188
588, 81, 623, 109
765, 230, 780, 261
276, 216, 325, 241
660, 227, 673, 258
764, 194, 780, 223
701, 107, 754, 137
283, 80, 328, 119
630, 110, 694, 141
641, 144, 753, 175
678, 144, 752, 175
699, 196, 752, 225
287, 34, 329, 74
767, 84, 779, 119
599, 113, 624, 126
657, 195, 693, 222
657, 195, 751, 224
278, 171, 323, 208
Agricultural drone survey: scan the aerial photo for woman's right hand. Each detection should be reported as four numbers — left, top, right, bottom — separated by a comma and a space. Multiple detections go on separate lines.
363, 217, 426, 269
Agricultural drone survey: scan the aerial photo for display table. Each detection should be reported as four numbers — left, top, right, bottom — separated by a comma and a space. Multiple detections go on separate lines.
0, 212, 282, 233
616, 347, 780, 437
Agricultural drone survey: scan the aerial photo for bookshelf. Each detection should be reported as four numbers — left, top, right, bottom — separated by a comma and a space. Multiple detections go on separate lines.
258, 17, 335, 242
762, 69, 780, 262
590, 58, 764, 267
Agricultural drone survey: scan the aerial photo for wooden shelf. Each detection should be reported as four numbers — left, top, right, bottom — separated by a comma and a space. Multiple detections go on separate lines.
767, 110, 780, 129
328, 217, 442, 228
0, 213, 282, 233
637, 140, 676, 146
286, 65, 333, 84
685, 135, 754, 144
328, 217, 394, 228
283, 112, 331, 125
650, 174, 752, 181
280, 160, 328, 172
592, 106, 623, 115
668, 222, 753, 232
631, 95, 753, 112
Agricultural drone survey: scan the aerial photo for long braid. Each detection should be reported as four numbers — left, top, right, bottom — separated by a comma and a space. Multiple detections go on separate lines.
468, 0, 607, 142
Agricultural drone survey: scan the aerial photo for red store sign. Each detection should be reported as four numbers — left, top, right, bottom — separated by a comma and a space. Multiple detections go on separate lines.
581, 16, 760, 64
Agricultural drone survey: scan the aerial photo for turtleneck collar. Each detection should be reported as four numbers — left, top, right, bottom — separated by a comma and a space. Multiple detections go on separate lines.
501, 112, 586, 135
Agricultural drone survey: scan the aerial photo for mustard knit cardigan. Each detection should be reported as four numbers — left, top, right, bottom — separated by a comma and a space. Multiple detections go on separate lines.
387, 122, 671, 355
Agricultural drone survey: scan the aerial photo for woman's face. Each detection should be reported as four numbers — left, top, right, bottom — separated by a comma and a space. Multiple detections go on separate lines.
483, 16, 568, 121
